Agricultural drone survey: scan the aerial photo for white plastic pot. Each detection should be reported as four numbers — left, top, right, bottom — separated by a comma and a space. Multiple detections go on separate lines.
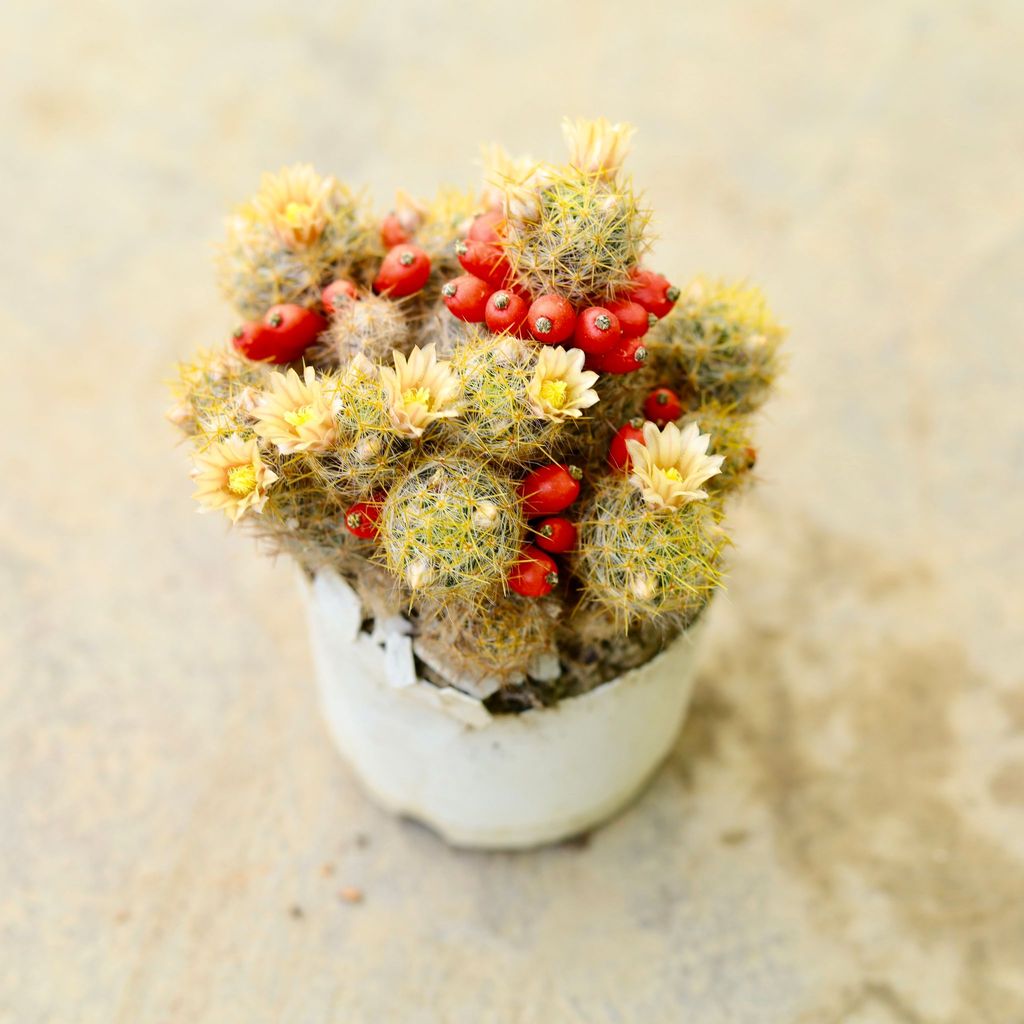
305, 569, 703, 849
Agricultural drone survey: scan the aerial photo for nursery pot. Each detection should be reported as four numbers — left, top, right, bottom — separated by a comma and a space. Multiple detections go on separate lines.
306, 569, 703, 850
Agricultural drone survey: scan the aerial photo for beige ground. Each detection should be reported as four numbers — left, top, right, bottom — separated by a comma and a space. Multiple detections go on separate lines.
3, 2, 1023, 1021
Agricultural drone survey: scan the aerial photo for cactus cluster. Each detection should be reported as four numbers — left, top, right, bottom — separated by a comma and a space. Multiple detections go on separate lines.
170, 119, 784, 707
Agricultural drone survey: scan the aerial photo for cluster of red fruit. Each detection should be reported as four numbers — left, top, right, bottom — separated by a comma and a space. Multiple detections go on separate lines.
390, 209, 679, 375
230, 207, 679, 377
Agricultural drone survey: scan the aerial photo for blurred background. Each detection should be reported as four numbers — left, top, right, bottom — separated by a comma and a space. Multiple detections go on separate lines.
2, 2, 1022, 1021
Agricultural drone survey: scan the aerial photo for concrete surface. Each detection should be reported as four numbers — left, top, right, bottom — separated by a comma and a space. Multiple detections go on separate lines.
2, 2, 1023, 1021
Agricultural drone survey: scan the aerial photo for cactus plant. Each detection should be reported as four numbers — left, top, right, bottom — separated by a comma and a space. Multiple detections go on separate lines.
168, 347, 268, 446
575, 420, 729, 626
414, 594, 559, 697
499, 118, 650, 303
320, 292, 410, 366
169, 118, 784, 706
217, 165, 381, 319
310, 355, 415, 499
646, 277, 784, 413
575, 476, 727, 627
501, 168, 650, 304
379, 456, 525, 603
448, 330, 595, 464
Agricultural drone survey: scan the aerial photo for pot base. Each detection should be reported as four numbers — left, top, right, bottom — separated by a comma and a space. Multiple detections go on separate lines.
307, 570, 702, 850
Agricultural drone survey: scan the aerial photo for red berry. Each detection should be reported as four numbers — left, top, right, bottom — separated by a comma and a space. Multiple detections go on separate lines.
484, 289, 529, 336
373, 244, 431, 298
321, 278, 360, 316
231, 321, 267, 359
643, 386, 683, 425
534, 516, 577, 554
344, 499, 382, 540
455, 238, 511, 287
519, 464, 582, 517
604, 299, 649, 341
380, 213, 412, 248
234, 304, 326, 363
609, 419, 647, 471
527, 294, 576, 344
508, 545, 559, 598
627, 268, 679, 319
744, 446, 758, 469
467, 209, 505, 244
442, 274, 492, 323
573, 306, 621, 355
590, 335, 648, 375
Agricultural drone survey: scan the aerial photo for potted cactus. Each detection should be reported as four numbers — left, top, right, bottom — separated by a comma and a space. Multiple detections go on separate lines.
169, 119, 783, 848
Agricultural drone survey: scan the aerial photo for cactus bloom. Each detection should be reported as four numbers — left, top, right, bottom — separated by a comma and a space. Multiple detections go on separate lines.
380, 344, 461, 437
480, 143, 539, 209
562, 117, 635, 181
254, 366, 339, 454
527, 346, 600, 422
191, 435, 277, 522
250, 164, 336, 248
626, 421, 724, 510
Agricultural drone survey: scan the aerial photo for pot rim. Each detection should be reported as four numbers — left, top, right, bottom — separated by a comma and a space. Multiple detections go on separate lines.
307, 568, 704, 724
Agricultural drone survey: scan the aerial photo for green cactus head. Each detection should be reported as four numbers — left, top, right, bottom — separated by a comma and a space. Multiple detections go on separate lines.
324, 293, 410, 366
379, 456, 525, 604
575, 475, 728, 628
447, 329, 598, 465
416, 592, 558, 689
501, 168, 651, 303
648, 278, 785, 413
254, 450, 361, 574
168, 346, 268, 445
306, 357, 413, 498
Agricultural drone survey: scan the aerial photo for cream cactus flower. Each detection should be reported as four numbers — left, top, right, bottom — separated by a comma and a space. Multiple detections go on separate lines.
562, 117, 635, 180
626, 421, 724, 510
527, 346, 600, 422
504, 178, 543, 224
191, 435, 278, 522
253, 366, 339, 454
251, 164, 336, 248
379, 344, 461, 438
481, 143, 539, 209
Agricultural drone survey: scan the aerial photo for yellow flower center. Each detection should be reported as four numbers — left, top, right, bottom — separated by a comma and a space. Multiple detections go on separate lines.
283, 403, 316, 428
227, 463, 258, 496
539, 378, 569, 409
663, 467, 683, 483
402, 386, 432, 409
283, 201, 315, 226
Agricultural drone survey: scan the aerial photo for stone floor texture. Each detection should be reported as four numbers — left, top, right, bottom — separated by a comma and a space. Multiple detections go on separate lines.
2, 2, 1023, 1021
